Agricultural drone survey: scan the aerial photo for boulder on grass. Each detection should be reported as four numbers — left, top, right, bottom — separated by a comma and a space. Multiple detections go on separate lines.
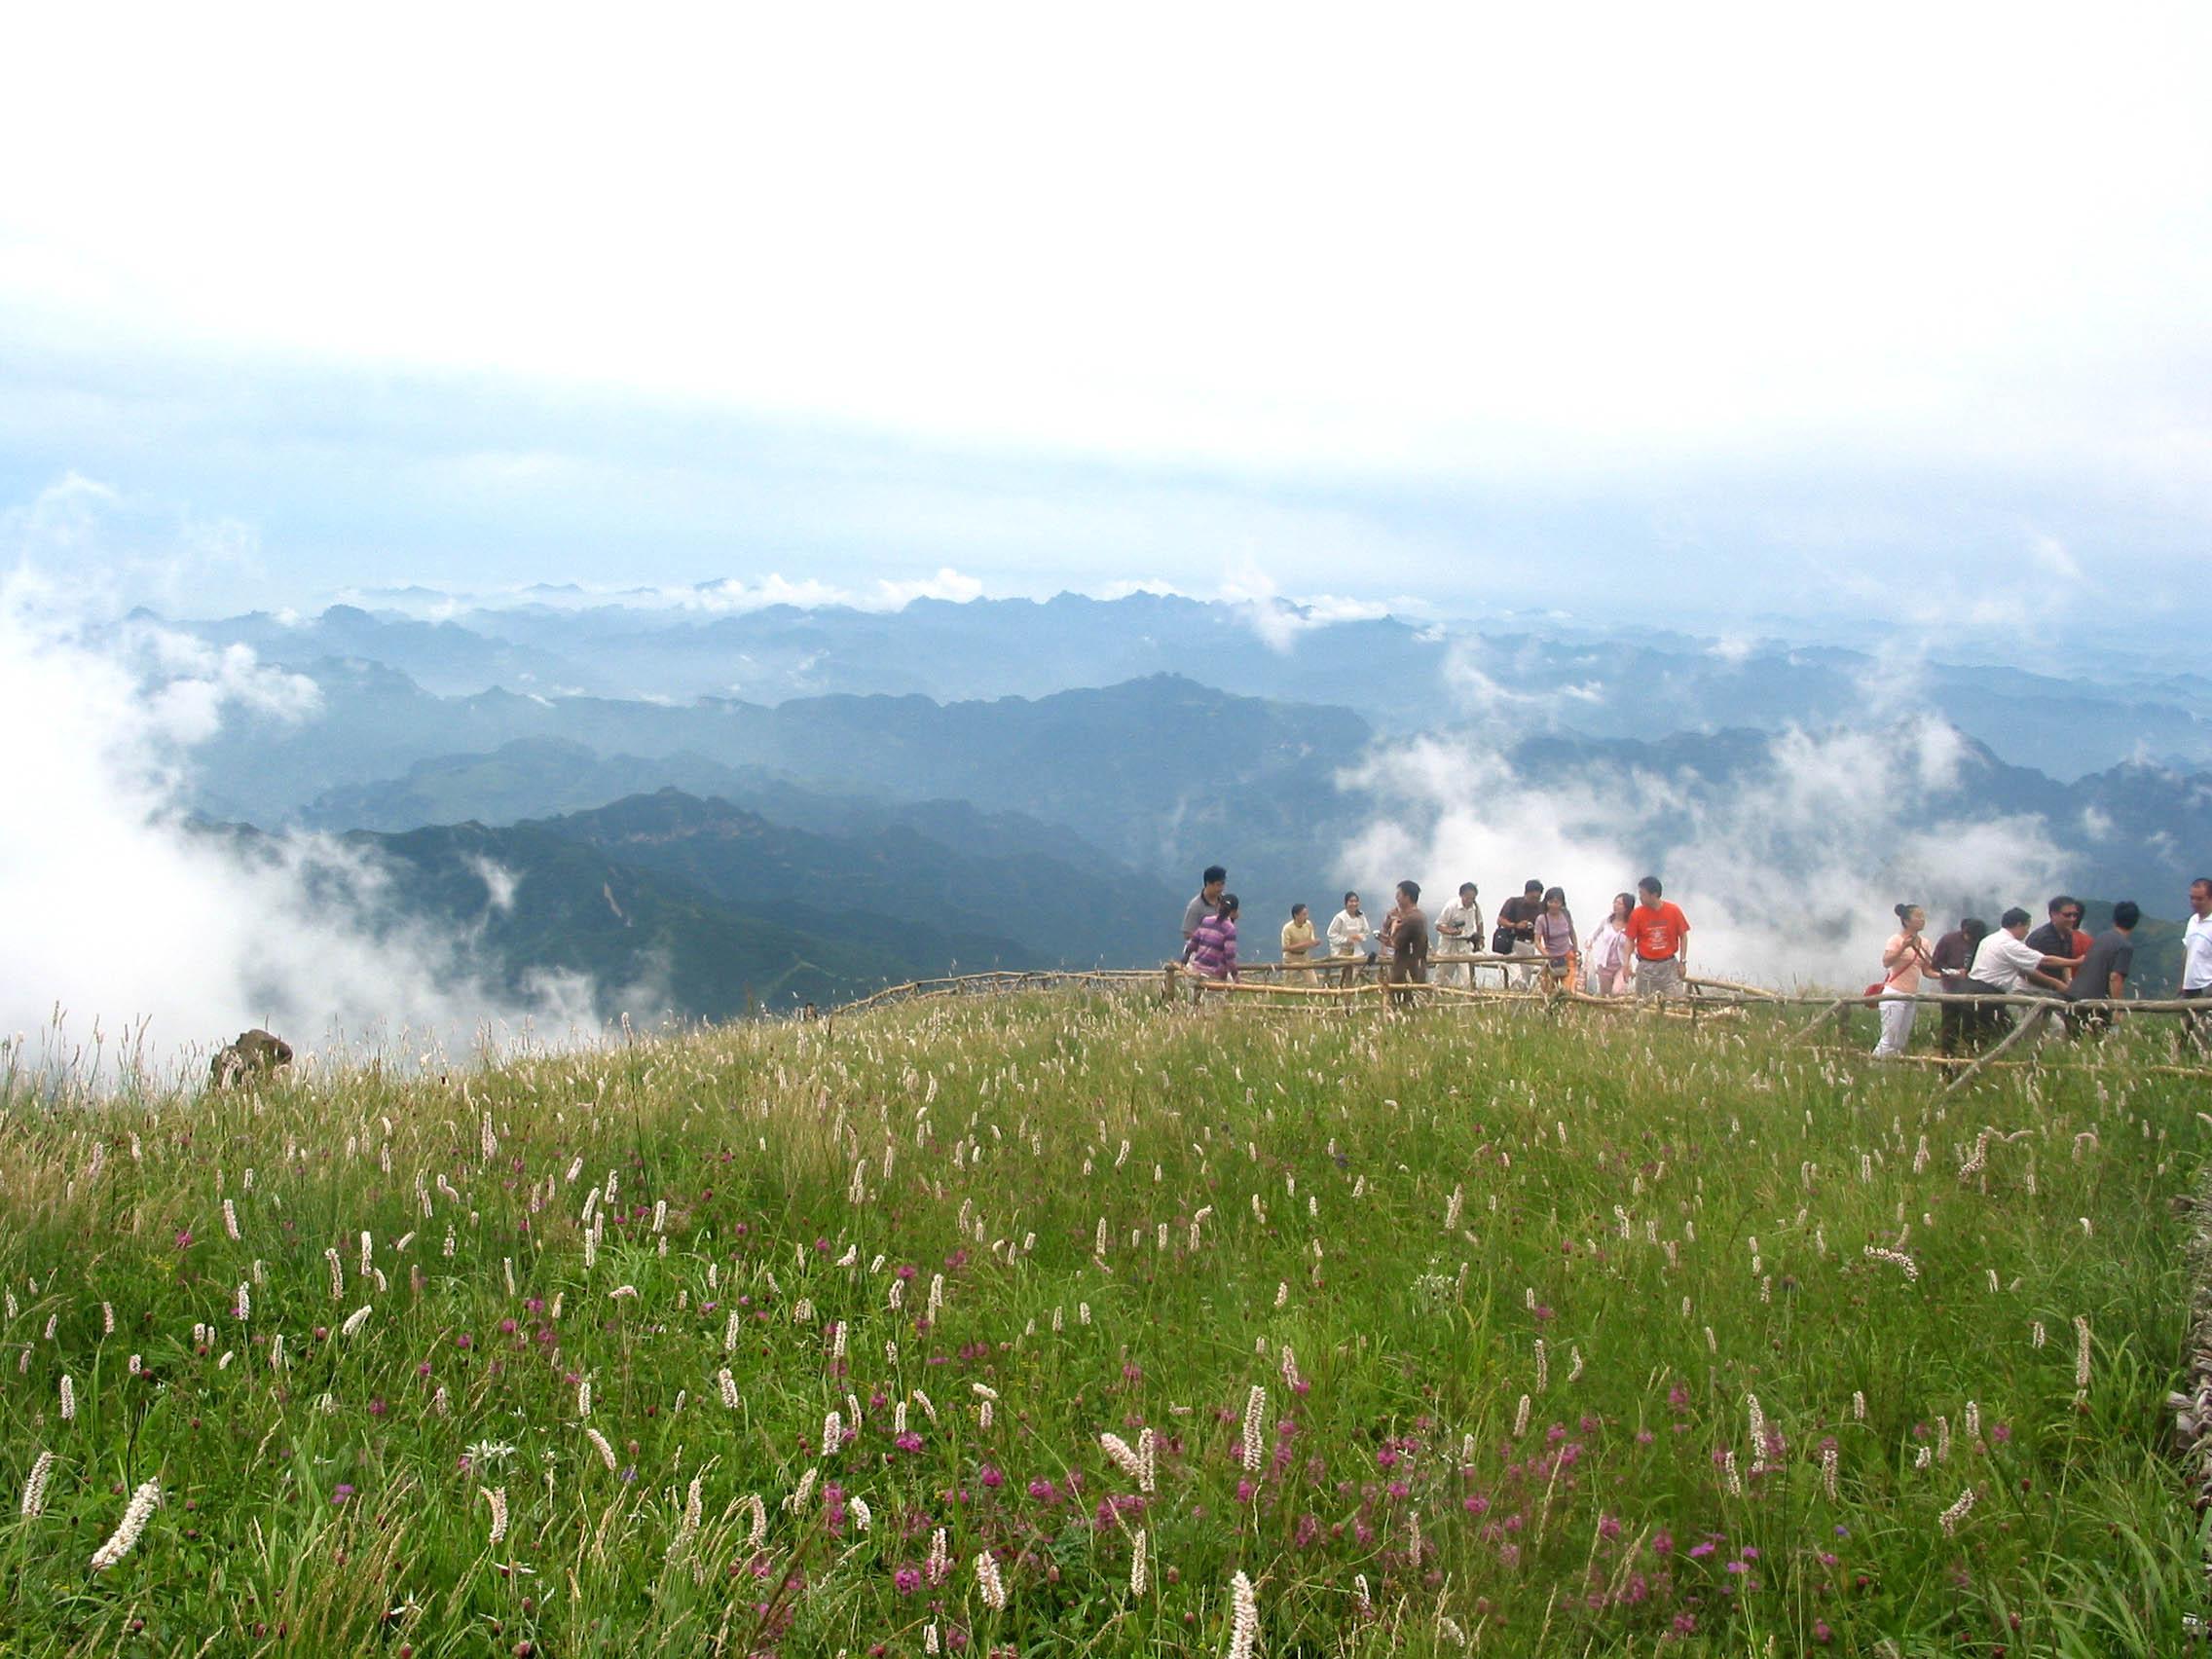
209, 1029, 293, 1090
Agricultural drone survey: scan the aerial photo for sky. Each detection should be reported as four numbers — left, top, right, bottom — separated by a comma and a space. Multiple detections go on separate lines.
3, 4, 2210, 630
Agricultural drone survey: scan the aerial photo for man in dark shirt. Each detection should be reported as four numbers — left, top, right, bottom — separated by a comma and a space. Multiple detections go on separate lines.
2024, 896, 2084, 985
1496, 878, 1545, 987
1931, 916, 1989, 1055
1181, 866, 1227, 950
2067, 901, 2139, 1033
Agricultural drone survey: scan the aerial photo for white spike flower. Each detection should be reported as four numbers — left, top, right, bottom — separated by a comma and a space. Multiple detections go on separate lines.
1226, 1569, 1259, 1659
584, 1427, 617, 1471
481, 1485, 508, 1545
975, 1549, 1006, 1609
19, 1450, 55, 1519
89, 1480, 162, 1572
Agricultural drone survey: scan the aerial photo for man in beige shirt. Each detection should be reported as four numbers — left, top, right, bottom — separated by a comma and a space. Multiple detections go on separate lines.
1280, 903, 1318, 981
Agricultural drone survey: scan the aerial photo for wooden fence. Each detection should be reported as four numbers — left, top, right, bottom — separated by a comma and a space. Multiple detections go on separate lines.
822, 954, 2212, 1095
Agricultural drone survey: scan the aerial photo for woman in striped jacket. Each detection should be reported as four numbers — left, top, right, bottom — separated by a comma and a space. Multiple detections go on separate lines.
1183, 895, 1241, 981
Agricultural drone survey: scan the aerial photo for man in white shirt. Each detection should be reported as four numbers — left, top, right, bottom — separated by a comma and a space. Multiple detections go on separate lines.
1964, 905, 2073, 1037
1327, 892, 1374, 988
1433, 883, 1481, 989
2183, 877, 2212, 1053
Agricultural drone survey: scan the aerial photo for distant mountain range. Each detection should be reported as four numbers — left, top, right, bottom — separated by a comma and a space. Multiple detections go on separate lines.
202, 783, 1190, 1023
180, 654, 2209, 944
139, 589, 2209, 1017
155, 591, 2212, 774
188, 670, 1366, 914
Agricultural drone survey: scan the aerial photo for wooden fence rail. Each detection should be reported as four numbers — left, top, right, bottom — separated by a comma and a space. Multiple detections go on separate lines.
823, 960, 2212, 1092
836, 960, 2209, 1017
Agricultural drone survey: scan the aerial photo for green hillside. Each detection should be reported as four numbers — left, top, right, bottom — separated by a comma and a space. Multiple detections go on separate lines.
525, 789, 1185, 970
336, 819, 1040, 1019
0, 993, 2203, 1655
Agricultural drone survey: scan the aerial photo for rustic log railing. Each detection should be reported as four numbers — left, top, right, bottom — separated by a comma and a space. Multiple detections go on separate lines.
825, 956, 2212, 1091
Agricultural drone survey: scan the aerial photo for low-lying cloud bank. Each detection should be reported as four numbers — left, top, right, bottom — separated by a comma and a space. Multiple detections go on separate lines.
1340, 718, 2066, 990
1, 502, 603, 1087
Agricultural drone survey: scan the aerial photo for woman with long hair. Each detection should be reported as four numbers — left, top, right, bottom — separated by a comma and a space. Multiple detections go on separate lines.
1535, 886, 1578, 989
1872, 902, 1935, 1057
1585, 892, 1635, 996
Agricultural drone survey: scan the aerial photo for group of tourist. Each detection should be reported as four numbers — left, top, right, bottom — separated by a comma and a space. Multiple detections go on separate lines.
1178, 866, 1695, 1000
1873, 877, 2212, 1056
1178, 865, 2212, 1052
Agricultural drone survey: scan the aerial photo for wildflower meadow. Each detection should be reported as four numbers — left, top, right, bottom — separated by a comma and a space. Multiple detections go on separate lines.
0, 993, 2202, 1656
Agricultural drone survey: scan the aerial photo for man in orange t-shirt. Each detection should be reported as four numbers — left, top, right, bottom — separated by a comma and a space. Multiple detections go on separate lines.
1627, 875, 1691, 1001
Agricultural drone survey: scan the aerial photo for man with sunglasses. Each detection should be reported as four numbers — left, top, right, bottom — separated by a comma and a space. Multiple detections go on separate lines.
2025, 896, 2090, 988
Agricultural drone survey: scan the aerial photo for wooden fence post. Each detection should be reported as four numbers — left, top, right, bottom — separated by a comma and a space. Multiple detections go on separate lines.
1943, 1002, 2053, 1096
1788, 996, 1852, 1047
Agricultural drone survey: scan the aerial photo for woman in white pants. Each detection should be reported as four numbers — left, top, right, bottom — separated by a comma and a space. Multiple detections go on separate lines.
1873, 903, 1935, 1057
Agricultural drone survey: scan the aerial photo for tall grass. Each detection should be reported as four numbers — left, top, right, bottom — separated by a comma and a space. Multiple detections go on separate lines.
0, 993, 2199, 1655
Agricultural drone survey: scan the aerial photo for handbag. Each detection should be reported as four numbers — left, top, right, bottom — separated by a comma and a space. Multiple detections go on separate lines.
1866, 938, 1928, 1005
1490, 926, 1515, 955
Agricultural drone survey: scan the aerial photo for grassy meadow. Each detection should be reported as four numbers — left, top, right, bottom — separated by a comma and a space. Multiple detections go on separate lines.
0, 992, 2204, 1656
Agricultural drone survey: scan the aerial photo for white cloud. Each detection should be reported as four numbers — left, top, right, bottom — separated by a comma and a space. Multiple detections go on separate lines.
1853, 634, 1936, 724
1301, 594, 1391, 626
1338, 717, 2063, 990
0, 473, 267, 620
1438, 653, 1538, 716
1436, 639, 1611, 726
1091, 578, 1188, 601
1705, 635, 1755, 666
683, 575, 852, 613
468, 857, 521, 916
433, 570, 989, 619
0, 495, 602, 1081
126, 629, 323, 749
2029, 532, 2084, 584
871, 567, 985, 608
1217, 557, 1305, 653
1218, 557, 1397, 652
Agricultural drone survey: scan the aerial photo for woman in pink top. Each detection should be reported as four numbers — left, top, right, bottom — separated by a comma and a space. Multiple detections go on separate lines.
1584, 893, 1635, 996
1872, 903, 1935, 1057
